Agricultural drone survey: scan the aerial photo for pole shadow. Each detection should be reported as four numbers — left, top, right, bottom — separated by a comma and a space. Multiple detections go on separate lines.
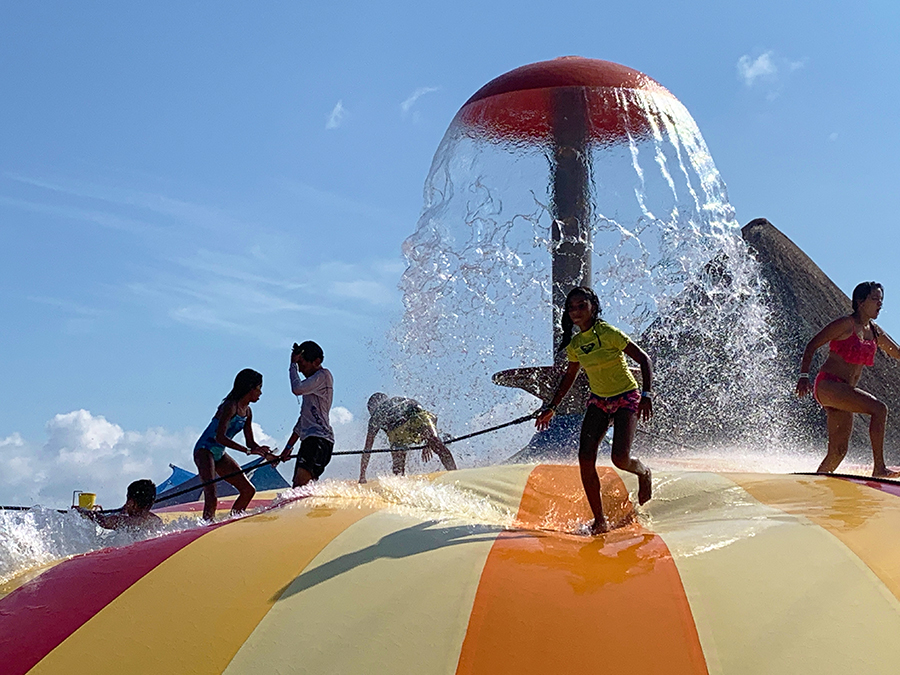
272, 520, 528, 602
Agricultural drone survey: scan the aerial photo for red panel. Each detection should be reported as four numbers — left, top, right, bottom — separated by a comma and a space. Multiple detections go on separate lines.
837, 476, 900, 499
456, 86, 659, 144
456, 57, 674, 143
464, 57, 669, 105
0, 524, 221, 675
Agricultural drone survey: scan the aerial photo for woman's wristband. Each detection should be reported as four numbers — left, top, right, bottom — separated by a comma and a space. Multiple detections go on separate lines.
799, 373, 809, 379
641, 390, 653, 399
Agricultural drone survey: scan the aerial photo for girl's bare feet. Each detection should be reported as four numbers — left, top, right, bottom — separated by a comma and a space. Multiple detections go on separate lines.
638, 468, 652, 505
590, 517, 610, 535
873, 468, 900, 479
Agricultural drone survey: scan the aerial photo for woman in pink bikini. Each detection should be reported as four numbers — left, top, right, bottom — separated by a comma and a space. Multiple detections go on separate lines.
796, 281, 900, 477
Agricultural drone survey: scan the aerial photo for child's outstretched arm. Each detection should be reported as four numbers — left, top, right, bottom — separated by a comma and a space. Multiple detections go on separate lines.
359, 425, 379, 483
242, 409, 276, 460
214, 402, 259, 456
874, 322, 900, 360
280, 431, 300, 463
624, 341, 654, 422
535, 361, 581, 430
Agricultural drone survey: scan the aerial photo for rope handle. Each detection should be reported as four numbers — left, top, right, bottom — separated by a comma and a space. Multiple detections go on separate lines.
153, 411, 539, 506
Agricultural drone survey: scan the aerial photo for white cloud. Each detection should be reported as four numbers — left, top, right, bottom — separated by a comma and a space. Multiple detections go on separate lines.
0, 410, 210, 508
326, 100, 347, 130
0, 194, 158, 235
737, 51, 807, 100
0, 433, 25, 448
737, 52, 777, 86
26, 296, 104, 317
331, 406, 354, 425
127, 252, 401, 350
401, 87, 440, 117
3, 172, 259, 237
0, 407, 379, 509
250, 422, 277, 447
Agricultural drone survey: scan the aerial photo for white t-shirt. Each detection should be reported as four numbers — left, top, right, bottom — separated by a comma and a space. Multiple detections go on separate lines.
290, 365, 334, 443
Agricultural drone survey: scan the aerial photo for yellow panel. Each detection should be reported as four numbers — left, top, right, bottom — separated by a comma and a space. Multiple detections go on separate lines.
223, 511, 503, 675
732, 474, 900, 601
222, 466, 534, 674
28, 499, 374, 675
648, 471, 900, 675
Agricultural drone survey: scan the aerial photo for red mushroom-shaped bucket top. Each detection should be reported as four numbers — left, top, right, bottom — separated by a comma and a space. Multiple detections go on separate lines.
455, 56, 674, 144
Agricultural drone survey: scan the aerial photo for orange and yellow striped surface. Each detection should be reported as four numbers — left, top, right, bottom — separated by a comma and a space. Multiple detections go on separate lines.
2, 464, 900, 674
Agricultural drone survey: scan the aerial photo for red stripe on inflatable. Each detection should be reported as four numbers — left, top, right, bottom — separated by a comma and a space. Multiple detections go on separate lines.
0, 524, 221, 675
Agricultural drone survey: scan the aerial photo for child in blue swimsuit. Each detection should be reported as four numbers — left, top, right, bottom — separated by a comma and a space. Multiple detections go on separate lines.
193, 369, 277, 521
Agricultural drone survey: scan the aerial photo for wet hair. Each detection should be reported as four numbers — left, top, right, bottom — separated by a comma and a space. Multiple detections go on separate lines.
852, 281, 883, 314
560, 286, 601, 351
293, 340, 324, 363
127, 479, 157, 510
367, 392, 388, 413
224, 368, 263, 403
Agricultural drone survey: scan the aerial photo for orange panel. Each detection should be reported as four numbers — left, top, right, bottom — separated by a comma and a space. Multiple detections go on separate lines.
456, 464, 708, 675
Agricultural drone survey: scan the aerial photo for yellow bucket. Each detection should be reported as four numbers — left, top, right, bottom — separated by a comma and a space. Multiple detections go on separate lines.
77, 492, 96, 509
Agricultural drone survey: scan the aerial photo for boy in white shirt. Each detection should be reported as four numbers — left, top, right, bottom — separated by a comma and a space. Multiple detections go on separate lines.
279, 341, 334, 487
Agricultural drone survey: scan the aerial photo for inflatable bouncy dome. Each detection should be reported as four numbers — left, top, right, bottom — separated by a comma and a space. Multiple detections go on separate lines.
4, 465, 900, 674
4, 58, 900, 674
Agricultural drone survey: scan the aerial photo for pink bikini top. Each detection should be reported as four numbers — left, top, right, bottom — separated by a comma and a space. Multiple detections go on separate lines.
830, 329, 878, 366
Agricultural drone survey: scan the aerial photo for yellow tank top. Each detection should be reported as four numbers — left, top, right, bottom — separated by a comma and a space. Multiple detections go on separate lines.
565, 321, 639, 398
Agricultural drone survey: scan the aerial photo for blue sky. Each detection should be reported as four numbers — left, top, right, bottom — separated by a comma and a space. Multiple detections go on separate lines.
2, 1, 899, 506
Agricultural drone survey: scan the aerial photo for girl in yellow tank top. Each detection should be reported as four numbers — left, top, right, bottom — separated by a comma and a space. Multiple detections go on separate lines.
535, 286, 654, 535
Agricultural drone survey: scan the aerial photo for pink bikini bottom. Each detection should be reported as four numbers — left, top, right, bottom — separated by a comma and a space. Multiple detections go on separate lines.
586, 389, 641, 415
814, 371, 847, 406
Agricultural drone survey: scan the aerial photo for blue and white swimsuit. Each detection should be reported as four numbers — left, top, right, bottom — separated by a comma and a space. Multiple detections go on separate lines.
194, 412, 247, 461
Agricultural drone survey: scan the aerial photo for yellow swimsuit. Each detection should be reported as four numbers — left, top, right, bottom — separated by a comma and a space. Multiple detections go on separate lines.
566, 321, 638, 398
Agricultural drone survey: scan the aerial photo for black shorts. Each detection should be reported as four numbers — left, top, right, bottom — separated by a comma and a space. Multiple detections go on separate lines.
295, 436, 334, 480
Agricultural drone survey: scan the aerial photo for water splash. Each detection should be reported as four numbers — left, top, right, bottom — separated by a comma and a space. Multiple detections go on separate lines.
394, 84, 798, 452
0, 507, 200, 587
275, 476, 516, 528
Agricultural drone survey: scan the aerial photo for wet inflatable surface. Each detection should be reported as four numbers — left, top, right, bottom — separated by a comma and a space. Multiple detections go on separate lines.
2, 464, 900, 674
